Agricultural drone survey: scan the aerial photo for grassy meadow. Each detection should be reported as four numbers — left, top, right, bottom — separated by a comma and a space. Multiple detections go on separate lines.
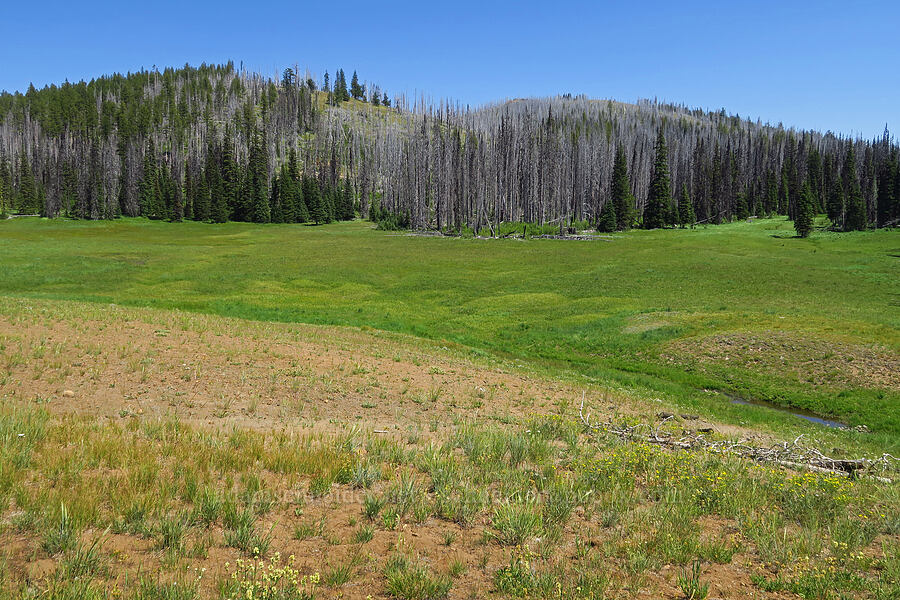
0, 216, 898, 599
1, 216, 897, 435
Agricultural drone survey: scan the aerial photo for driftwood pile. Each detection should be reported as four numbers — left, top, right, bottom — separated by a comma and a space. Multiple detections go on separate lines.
578, 394, 898, 483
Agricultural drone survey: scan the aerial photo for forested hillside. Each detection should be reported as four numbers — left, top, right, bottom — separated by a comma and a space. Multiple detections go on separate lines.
1, 61, 898, 232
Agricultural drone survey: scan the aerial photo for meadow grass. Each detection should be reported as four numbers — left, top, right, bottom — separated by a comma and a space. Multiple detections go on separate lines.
0, 216, 897, 433
0, 402, 895, 598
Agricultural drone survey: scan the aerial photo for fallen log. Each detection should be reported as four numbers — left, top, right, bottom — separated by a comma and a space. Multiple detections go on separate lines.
578, 394, 898, 483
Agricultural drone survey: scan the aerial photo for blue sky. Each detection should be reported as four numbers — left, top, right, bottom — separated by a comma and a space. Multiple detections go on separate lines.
2, 0, 897, 138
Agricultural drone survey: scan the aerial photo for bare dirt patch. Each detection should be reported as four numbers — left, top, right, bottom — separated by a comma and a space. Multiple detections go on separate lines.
0, 299, 622, 436
665, 330, 900, 390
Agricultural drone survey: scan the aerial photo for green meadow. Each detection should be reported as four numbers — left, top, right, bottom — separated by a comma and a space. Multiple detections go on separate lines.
1, 216, 897, 435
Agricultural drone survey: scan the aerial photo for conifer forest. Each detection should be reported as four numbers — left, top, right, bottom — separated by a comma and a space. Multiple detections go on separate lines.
2, 62, 898, 233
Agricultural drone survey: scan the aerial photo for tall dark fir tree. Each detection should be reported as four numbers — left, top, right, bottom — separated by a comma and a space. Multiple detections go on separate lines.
610, 146, 633, 230
677, 183, 695, 227
794, 181, 815, 238
643, 128, 671, 229
843, 145, 867, 231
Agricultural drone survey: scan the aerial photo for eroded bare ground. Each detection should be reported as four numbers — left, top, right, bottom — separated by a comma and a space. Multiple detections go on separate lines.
0, 298, 644, 434
0, 298, 896, 599
665, 331, 900, 390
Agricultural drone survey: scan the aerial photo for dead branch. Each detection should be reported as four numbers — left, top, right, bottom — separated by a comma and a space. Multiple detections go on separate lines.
578, 393, 898, 483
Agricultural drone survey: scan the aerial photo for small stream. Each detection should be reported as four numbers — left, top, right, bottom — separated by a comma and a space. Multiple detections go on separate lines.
726, 394, 847, 428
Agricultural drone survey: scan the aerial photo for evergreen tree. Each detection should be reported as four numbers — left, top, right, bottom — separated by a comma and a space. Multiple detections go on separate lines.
876, 155, 896, 227
172, 168, 184, 222
677, 183, 695, 227
643, 128, 671, 229
596, 199, 616, 232
86, 142, 103, 219
183, 161, 194, 220
155, 161, 174, 221
139, 140, 158, 217
778, 168, 789, 215
807, 148, 823, 211
764, 167, 778, 216
304, 175, 325, 224
194, 167, 210, 221
324, 186, 336, 222
278, 163, 296, 223
281, 68, 295, 89
210, 165, 228, 223
0, 159, 8, 218
334, 69, 349, 103
340, 180, 354, 220
222, 127, 240, 219
824, 186, 843, 234
350, 71, 363, 101
894, 161, 900, 226
249, 130, 270, 223
794, 181, 815, 237
16, 153, 39, 214
60, 163, 77, 218
735, 190, 749, 220
610, 146, 633, 230
382, 92, 390, 107
269, 174, 284, 223
843, 145, 867, 231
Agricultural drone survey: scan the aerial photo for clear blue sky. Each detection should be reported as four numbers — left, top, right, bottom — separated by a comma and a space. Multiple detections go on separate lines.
2, 0, 897, 138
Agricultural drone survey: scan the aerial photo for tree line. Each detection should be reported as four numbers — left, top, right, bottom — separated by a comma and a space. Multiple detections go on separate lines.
0, 62, 898, 233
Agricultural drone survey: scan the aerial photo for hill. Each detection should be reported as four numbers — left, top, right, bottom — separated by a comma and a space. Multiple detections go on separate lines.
1, 62, 898, 230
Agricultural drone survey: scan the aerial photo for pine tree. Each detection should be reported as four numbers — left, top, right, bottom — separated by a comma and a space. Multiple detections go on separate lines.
155, 161, 174, 221
0, 159, 8, 218
894, 161, 900, 226
304, 175, 324, 224
139, 140, 158, 217
610, 146, 632, 230
844, 145, 867, 231
195, 168, 210, 222
249, 130, 270, 223
778, 168, 789, 215
222, 128, 240, 219
210, 165, 228, 223
764, 167, 778, 216
334, 69, 349, 103
15, 153, 38, 214
876, 155, 896, 227
735, 190, 749, 220
677, 183, 695, 227
281, 68, 295, 89
794, 181, 815, 238
340, 180, 355, 220
807, 148, 823, 211
172, 172, 184, 222
350, 71, 363, 101
596, 199, 616, 232
296, 181, 310, 223
183, 161, 193, 220
323, 186, 335, 223
269, 174, 284, 223
643, 128, 671, 229
278, 163, 295, 223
